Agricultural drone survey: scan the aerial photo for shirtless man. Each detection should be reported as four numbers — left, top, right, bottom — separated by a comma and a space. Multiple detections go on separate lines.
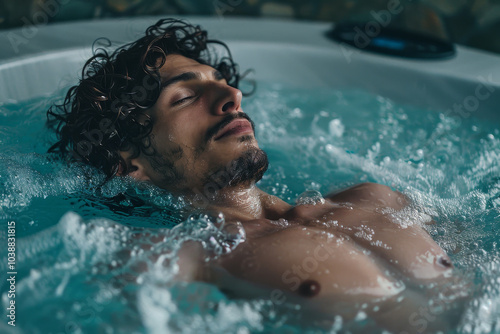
48, 19, 456, 332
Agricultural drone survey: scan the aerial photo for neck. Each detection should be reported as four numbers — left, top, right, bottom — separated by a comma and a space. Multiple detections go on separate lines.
187, 183, 291, 222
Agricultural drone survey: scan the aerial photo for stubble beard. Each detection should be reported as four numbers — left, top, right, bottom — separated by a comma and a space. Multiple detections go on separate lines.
207, 145, 269, 190
146, 139, 269, 197
198, 133, 269, 202
146, 111, 268, 196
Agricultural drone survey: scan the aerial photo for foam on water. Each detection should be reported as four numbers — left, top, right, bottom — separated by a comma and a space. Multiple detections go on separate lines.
3, 211, 251, 333
1, 82, 499, 333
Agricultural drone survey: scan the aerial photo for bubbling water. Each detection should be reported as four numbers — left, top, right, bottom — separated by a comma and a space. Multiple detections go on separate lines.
1, 82, 499, 333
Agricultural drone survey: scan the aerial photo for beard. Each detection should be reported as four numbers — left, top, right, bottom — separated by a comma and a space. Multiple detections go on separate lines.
148, 143, 269, 198
145, 112, 267, 195
204, 147, 269, 190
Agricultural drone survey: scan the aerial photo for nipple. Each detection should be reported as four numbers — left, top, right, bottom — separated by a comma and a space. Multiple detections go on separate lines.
437, 256, 452, 268
298, 280, 321, 297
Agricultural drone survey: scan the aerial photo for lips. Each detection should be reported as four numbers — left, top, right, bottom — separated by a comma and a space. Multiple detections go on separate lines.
214, 119, 254, 141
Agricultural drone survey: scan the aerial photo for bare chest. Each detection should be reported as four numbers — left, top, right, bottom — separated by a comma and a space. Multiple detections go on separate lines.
216, 202, 451, 301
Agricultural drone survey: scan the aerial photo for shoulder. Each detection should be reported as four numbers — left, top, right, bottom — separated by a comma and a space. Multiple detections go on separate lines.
326, 182, 408, 210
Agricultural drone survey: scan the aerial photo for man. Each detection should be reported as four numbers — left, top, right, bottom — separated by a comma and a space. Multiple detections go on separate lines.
48, 19, 457, 332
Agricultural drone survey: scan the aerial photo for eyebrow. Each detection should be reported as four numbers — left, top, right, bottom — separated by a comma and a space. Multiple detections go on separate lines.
160, 69, 224, 91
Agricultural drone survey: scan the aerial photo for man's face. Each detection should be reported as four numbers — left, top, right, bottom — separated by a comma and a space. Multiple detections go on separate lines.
124, 54, 267, 194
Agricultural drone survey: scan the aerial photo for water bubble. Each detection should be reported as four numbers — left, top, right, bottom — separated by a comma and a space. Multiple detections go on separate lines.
329, 119, 345, 137
354, 311, 367, 321
296, 190, 326, 206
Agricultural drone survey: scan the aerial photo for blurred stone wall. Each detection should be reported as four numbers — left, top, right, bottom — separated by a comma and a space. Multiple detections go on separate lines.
0, 0, 499, 54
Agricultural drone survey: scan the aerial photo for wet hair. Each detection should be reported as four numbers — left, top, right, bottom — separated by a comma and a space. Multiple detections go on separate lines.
47, 18, 245, 178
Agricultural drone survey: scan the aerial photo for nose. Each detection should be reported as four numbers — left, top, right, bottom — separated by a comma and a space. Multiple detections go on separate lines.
211, 83, 242, 116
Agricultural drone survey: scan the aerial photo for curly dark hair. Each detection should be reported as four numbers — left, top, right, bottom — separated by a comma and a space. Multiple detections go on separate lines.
47, 18, 245, 178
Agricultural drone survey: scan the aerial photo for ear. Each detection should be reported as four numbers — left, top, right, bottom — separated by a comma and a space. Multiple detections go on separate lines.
117, 152, 151, 181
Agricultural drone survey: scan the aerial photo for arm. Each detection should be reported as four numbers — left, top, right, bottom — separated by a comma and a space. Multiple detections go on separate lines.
172, 240, 208, 282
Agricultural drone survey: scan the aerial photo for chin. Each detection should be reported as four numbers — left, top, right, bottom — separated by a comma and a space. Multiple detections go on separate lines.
204, 147, 269, 190
228, 147, 269, 185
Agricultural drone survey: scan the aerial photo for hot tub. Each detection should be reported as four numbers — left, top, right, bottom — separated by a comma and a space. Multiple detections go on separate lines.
1, 17, 499, 118
1, 17, 500, 334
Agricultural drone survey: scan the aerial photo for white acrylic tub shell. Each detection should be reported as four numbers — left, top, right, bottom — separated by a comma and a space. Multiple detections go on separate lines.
0, 17, 499, 121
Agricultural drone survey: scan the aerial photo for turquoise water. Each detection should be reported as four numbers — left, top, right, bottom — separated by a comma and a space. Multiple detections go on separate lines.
1, 82, 499, 333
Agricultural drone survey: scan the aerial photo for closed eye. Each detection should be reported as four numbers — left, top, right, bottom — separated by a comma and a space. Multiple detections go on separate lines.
172, 96, 194, 106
